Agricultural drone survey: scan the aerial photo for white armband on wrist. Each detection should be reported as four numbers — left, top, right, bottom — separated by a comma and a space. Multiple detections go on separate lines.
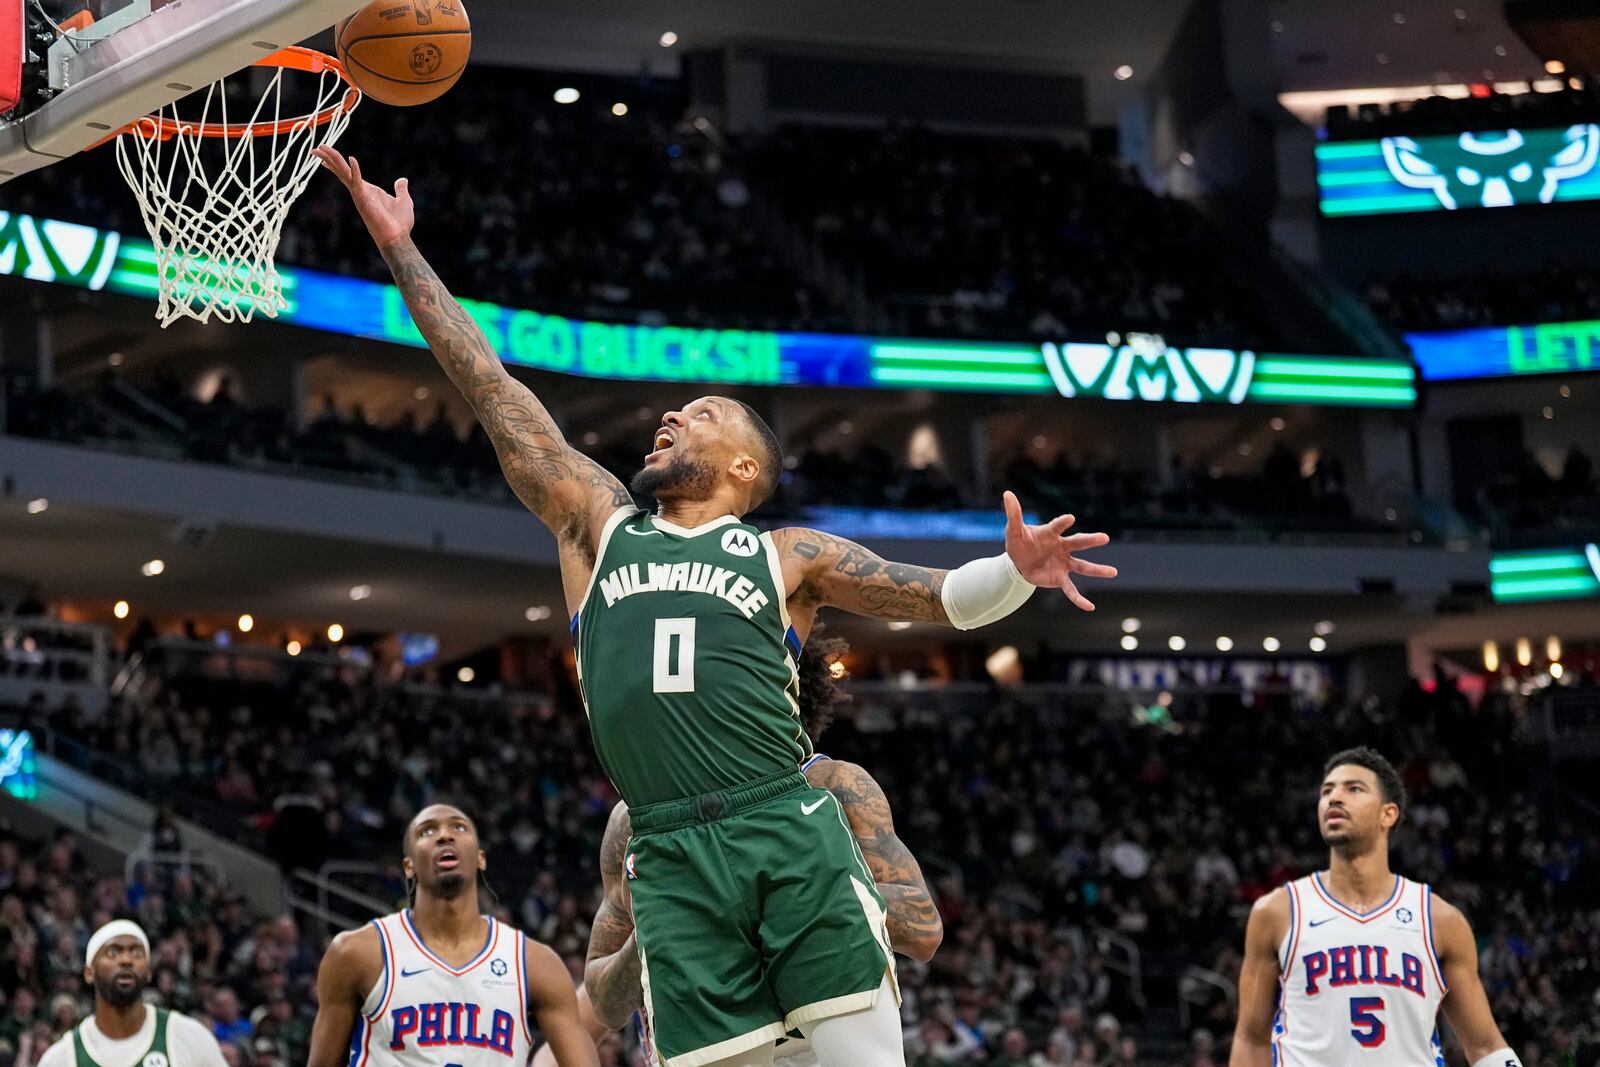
1472, 1048, 1521, 1067
940, 553, 1036, 630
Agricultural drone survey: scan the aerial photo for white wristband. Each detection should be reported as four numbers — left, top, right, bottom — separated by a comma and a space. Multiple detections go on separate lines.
1472, 1049, 1521, 1067
940, 553, 1035, 630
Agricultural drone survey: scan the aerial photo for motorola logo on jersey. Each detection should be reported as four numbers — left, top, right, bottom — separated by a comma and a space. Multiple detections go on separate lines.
389, 1003, 517, 1057
721, 529, 759, 557
1302, 946, 1426, 998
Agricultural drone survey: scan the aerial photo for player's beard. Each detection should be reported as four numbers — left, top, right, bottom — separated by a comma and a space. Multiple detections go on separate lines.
432, 871, 469, 899
94, 971, 146, 1009
631, 452, 718, 500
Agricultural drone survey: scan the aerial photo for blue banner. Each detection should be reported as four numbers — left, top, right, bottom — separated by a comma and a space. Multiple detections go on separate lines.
1408, 319, 1600, 381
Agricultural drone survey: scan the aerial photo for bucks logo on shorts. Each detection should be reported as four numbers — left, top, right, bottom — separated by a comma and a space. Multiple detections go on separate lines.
574, 510, 807, 807
1382, 124, 1600, 210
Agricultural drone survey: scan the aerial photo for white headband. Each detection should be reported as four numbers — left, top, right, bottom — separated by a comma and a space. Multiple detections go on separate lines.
86, 920, 150, 969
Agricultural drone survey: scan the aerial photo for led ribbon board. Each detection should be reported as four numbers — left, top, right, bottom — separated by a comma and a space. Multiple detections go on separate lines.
1318, 124, 1600, 217
0, 211, 1415, 408
1408, 319, 1600, 381
1490, 545, 1600, 602
0, 729, 36, 800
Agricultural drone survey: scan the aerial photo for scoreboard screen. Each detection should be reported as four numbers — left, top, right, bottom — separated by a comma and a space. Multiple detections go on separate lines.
1317, 123, 1600, 217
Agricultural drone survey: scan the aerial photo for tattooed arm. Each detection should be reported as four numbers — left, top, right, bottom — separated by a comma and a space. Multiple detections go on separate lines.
314, 150, 631, 568
583, 802, 642, 1031
770, 526, 950, 627
806, 759, 943, 962
772, 491, 1114, 632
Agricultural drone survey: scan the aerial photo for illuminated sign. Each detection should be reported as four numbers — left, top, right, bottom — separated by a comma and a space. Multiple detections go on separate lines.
0, 729, 36, 800
1408, 319, 1600, 381
0, 210, 1416, 408
1318, 124, 1600, 217
1489, 545, 1600, 603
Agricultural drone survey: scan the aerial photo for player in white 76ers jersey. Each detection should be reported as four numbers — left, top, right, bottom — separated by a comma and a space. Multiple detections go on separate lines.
1230, 749, 1521, 1067
305, 804, 599, 1067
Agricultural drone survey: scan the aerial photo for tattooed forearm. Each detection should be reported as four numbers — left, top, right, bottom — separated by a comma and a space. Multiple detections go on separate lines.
775, 528, 949, 622
379, 239, 631, 531
811, 761, 944, 962
879, 884, 945, 962
584, 804, 644, 1029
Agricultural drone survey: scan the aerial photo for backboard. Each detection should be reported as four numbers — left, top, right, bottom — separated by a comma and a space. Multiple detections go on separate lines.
0, 0, 366, 182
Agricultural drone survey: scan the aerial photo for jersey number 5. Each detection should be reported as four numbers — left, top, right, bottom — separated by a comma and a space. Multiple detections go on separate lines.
1349, 997, 1386, 1048
653, 618, 697, 693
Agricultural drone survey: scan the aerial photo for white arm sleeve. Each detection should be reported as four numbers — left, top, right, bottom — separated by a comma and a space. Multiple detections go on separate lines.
170, 1014, 230, 1067
32, 1035, 72, 1067
1471, 1050, 1521, 1067
940, 553, 1035, 630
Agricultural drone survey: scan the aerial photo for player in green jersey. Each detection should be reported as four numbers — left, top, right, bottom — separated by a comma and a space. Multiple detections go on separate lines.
319, 148, 1117, 1067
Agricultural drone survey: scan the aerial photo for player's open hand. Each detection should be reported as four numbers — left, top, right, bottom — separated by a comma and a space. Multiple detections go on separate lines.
313, 147, 414, 249
1002, 490, 1116, 612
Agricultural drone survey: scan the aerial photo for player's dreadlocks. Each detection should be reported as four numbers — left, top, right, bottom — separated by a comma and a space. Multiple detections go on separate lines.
797, 621, 850, 746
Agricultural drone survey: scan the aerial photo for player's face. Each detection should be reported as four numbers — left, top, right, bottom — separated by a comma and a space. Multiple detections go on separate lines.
630, 397, 742, 502
85, 936, 149, 1008
405, 806, 486, 899
1318, 765, 1395, 848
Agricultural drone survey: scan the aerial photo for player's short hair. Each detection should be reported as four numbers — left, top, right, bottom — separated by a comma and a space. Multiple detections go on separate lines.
1323, 747, 1406, 822
734, 400, 782, 508
797, 622, 849, 744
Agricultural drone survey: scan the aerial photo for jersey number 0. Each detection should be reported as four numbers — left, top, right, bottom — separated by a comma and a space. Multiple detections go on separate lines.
653, 618, 697, 693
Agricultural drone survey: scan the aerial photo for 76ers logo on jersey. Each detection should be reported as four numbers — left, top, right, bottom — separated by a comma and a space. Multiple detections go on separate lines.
1303, 946, 1426, 998
721, 529, 759, 557
391, 1003, 516, 1057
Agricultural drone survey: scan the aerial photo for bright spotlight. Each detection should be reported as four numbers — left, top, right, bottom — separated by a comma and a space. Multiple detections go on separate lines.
553, 87, 580, 105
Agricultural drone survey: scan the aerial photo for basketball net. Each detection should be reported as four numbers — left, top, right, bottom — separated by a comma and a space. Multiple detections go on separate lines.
114, 48, 361, 327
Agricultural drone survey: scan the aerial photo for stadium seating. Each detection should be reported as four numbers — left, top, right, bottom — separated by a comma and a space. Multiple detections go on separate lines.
4, 628, 1593, 1066
0, 69, 1280, 349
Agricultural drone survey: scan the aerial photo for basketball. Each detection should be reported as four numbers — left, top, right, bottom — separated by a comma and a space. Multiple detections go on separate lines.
336, 0, 471, 107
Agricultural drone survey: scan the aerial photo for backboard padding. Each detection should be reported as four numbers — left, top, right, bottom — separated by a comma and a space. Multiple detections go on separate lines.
0, 0, 367, 182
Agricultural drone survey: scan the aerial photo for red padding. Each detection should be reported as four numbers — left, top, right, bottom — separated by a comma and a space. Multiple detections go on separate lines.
0, 0, 20, 116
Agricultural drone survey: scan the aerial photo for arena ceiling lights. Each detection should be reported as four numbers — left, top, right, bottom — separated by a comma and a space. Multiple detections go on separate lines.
0, 210, 1416, 410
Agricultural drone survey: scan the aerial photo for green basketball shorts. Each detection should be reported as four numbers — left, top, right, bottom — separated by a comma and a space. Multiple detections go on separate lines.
626, 768, 899, 1067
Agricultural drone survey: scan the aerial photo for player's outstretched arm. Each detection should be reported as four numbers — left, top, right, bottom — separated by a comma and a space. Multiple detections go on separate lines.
772, 491, 1114, 627
583, 802, 644, 1031
306, 928, 381, 1067
1435, 897, 1523, 1067
312, 149, 631, 551
526, 939, 600, 1067
1228, 889, 1288, 1067
813, 760, 943, 961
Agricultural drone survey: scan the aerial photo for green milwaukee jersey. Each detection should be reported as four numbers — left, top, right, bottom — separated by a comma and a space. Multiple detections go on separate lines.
71, 1008, 169, 1067
574, 508, 809, 807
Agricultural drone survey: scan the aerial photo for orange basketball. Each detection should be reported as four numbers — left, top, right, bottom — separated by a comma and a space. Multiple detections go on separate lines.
336, 0, 471, 107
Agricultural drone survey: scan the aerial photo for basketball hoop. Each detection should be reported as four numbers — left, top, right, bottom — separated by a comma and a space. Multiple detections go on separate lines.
113, 47, 361, 327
